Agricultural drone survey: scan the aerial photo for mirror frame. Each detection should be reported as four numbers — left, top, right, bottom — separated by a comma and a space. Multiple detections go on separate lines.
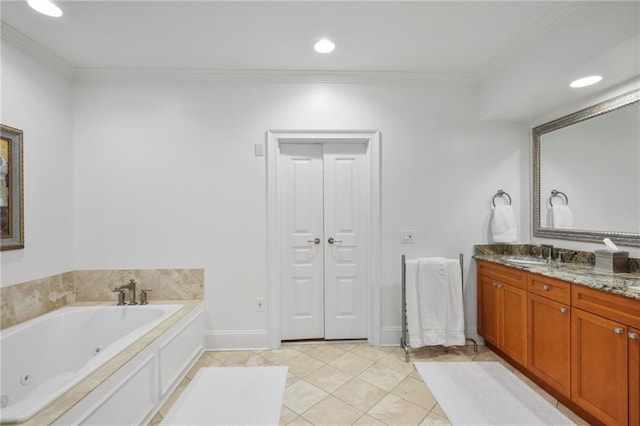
532, 88, 640, 247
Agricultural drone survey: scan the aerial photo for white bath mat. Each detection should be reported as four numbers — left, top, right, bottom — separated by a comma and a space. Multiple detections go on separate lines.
415, 362, 575, 425
161, 366, 288, 426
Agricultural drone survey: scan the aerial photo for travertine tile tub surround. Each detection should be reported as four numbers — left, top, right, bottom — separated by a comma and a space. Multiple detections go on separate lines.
0, 268, 204, 329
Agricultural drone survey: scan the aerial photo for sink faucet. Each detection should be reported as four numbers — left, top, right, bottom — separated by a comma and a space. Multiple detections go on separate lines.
114, 278, 137, 305
540, 244, 554, 261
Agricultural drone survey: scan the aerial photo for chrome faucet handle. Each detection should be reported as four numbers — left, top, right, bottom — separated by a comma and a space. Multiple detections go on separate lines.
139, 289, 152, 305
112, 288, 126, 305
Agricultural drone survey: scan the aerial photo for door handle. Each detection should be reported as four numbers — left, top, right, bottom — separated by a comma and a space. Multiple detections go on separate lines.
307, 238, 321, 245
629, 332, 639, 340
560, 307, 568, 314
613, 327, 624, 334
542, 284, 550, 291
328, 237, 342, 245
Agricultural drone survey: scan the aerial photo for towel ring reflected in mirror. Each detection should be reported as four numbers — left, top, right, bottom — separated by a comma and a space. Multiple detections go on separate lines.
491, 190, 512, 208
549, 190, 569, 207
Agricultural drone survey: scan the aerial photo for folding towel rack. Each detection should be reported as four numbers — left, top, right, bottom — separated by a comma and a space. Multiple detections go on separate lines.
401, 254, 478, 362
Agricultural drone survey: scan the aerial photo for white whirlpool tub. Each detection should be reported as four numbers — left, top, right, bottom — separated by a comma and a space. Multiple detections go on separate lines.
0, 304, 184, 424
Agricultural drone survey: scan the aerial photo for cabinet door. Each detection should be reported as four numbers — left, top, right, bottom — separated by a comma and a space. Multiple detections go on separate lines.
571, 308, 628, 425
478, 276, 499, 346
631, 327, 640, 426
501, 283, 527, 366
527, 293, 570, 396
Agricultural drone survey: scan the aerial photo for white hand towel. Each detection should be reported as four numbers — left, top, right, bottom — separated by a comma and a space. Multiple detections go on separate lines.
491, 205, 518, 243
551, 205, 574, 229
417, 258, 449, 346
404, 259, 425, 348
444, 259, 466, 347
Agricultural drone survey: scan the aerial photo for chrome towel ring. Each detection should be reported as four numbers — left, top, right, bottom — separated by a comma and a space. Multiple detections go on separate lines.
550, 190, 569, 206
492, 190, 512, 207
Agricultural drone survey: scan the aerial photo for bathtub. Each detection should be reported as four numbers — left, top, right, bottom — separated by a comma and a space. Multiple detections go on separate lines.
0, 304, 183, 424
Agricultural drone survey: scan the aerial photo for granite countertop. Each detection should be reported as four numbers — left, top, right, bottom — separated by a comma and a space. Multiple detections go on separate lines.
22, 300, 202, 426
474, 254, 640, 301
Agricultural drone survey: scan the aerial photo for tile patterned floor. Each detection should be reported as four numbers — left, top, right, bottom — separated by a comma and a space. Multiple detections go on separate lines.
150, 343, 590, 425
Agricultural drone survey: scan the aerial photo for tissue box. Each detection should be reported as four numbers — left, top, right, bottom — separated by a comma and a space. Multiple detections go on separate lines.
594, 250, 629, 273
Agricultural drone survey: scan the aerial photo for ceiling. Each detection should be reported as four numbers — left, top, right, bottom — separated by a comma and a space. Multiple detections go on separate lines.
1, 1, 639, 120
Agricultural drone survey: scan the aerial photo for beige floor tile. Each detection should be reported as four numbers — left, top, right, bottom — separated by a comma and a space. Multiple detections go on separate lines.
352, 345, 393, 362
376, 351, 417, 375
352, 414, 387, 426
287, 416, 313, 425
302, 395, 364, 425
471, 347, 515, 371
256, 347, 303, 364
391, 376, 437, 410
329, 351, 375, 376
424, 346, 475, 362
329, 342, 364, 352
430, 404, 447, 418
305, 364, 354, 393
279, 405, 298, 425
420, 412, 452, 426
210, 350, 256, 366
407, 346, 434, 361
307, 344, 348, 363
283, 352, 326, 378
283, 379, 329, 414
186, 353, 221, 379
367, 394, 428, 425
282, 343, 319, 353
333, 377, 388, 412
358, 363, 408, 392
286, 371, 301, 387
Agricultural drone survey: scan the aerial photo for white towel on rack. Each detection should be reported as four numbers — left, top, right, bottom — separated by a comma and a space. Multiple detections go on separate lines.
404, 260, 424, 348
551, 205, 574, 229
407, 258, 466, 348
491, 205, 518, 243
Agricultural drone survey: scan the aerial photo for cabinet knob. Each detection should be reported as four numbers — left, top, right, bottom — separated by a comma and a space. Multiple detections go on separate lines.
542, 284, 550, 291
613, 327, 625, 334
560, 307, 568, 314
630, 332, 639, 340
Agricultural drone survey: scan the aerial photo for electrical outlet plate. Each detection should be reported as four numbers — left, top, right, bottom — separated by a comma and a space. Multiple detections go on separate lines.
401, 230, 415, 244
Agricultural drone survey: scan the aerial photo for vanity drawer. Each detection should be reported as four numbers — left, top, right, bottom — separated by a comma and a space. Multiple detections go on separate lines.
572, 285, 640, 329
477, 260, 526, 290
527, 274, 571, 304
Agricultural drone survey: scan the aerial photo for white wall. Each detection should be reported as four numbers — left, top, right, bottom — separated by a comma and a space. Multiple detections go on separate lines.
0, 43, 74, 286
72, 77, 529, 347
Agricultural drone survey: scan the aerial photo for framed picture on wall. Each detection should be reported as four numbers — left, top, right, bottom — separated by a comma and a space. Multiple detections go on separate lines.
1, 124, 24, 251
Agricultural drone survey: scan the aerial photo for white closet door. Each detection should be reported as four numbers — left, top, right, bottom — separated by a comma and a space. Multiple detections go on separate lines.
279, 143, 325, 340
279, 142, 368, 341
323, 143, 368, 339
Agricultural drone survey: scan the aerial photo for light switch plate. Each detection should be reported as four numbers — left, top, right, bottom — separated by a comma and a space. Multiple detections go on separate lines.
254, 143, 264, 156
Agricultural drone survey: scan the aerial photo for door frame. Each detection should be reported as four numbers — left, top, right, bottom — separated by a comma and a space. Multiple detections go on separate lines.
266, 130, 381, 349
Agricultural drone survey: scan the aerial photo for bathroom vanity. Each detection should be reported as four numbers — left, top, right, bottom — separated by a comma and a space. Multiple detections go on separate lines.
476, 255, 640, 426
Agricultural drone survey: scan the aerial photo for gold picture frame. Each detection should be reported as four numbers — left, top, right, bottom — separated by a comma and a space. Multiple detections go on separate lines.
1, 124, 24, 251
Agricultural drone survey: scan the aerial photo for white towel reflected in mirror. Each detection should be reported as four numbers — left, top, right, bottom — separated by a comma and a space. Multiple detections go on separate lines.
551, 205, 574, 229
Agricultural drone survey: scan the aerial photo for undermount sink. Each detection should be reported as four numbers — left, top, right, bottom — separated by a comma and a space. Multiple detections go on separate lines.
503, 256, 549, 266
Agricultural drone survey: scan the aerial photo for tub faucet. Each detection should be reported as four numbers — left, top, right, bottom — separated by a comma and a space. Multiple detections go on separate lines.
540, 244, 554, 261
114, 278, 137, 305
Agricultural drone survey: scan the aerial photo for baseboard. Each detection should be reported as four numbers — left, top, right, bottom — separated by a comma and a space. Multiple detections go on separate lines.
204, 329, 270, 350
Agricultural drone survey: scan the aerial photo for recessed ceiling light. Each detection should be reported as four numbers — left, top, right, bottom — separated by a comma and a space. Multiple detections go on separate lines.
570, 75, 602, 88
27, 0, 63, 17
314, 39, 335, 54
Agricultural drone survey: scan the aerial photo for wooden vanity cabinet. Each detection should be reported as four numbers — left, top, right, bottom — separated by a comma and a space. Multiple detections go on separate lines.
630, 327, 639, 426
477, 261, 527, 366
526, 274, 571, 397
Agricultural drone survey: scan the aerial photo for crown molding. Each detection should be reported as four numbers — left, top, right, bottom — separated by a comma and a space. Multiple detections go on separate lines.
1, 22, 76, 78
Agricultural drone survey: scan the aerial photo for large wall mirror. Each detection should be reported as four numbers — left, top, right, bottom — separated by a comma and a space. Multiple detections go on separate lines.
533, 88, 640, 247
